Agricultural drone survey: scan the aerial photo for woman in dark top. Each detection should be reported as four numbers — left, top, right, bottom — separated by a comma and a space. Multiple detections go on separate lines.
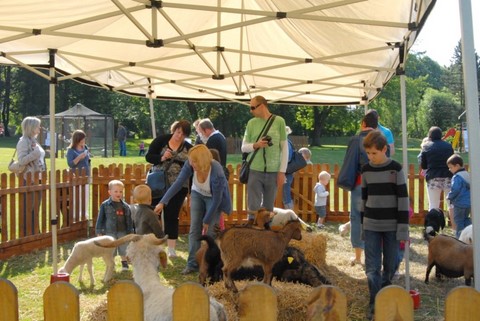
145, 120, 192, 258
419, 126, 455, 229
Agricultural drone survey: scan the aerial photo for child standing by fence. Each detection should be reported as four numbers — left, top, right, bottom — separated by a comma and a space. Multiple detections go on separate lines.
314, 171, 330, 229
446, 154, 471, 238
95, 179, 134, 271
139, 141, 145, 156
361, 130, 409, 321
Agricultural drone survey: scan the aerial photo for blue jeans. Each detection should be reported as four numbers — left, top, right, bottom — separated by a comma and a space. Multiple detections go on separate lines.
246, 170, 278, 219
282, 173, 294, 209
119, 140, 126, 156
364, 230, 398, 307
187, 190, 221, 269
349, 184, 364, 249
453, 206, 471, 238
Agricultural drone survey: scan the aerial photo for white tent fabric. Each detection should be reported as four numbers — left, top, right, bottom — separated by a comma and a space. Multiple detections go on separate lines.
0, 0, 434, 105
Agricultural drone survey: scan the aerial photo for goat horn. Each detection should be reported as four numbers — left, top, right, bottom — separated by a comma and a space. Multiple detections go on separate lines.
95, 234, 143, 248
147, 234, 168, 245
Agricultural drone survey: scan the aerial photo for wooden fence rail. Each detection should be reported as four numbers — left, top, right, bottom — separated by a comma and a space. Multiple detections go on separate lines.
1, 163, 437, 259
1, 278, 479, 321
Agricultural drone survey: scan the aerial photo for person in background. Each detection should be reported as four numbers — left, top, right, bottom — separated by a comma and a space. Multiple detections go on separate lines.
145, 120, 192, 258
419, 126, 455, 230
195, 118, 229, 180
361, 130, 409, 321
95, 180, 133, 271
242, 95, 288, 223
132, 184, 165, 238
337, 112, 378, 266
367, 109, 395, 156
283, 126, 294, 209
154, 144, 231, 275
314, 171, 331, 229
66, 129, 91, 219
446, 154, 471, 238
298, 147, 313, 164
138, 141, 145, 156
116, 122, 127, 156
16, 116, 46, 235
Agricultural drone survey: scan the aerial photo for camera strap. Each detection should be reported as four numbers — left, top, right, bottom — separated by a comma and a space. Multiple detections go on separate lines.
246, 114, 276, 169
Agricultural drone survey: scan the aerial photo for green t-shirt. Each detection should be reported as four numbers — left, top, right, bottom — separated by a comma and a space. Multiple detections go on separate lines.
243, 115, 287, 172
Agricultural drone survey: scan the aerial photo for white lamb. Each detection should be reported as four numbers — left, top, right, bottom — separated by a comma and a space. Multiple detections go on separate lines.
58, 235, 116, 287
459, 224, 473, 244
95, 233, 227, 321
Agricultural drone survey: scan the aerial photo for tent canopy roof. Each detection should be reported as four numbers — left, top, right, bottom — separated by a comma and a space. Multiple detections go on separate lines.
54, 103, 106, 118
0, 0, 435, 105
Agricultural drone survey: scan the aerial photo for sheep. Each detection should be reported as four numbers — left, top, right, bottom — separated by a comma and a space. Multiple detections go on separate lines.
95, 233, 227, 321
424, 233, 474, 286
459, 224, 473, 244
196, 234, 330, 287
217, 220, 303, 293
58, 235, 116, 286
423, 208, 446, 239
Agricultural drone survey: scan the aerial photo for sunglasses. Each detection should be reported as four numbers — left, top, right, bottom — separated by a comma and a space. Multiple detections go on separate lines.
250, 103, 262, 111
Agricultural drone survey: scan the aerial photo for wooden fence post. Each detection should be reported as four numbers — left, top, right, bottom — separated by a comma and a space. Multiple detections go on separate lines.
445, 286, 480, 321
108, 280, 143, 321
43, 281, 79, 321
306, 285, 347, 321
238, 283, 277, 321
374, 285, 413, 321
0, 278, 19, 321
173, 282, 210, 321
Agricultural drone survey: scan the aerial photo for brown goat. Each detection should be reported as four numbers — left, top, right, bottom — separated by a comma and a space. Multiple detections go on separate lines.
425, 234, 474, 286
217, 220, 303, 292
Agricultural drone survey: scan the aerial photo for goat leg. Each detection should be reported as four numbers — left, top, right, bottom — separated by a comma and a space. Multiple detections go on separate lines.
425, 263, 434, 284
223, 265, 238, 293
262, 263, 274, 286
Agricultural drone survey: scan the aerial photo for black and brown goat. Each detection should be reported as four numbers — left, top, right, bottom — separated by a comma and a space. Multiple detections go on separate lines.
196, 234, 330, 286
425, 233, 474, 286
217, 220, 302, 292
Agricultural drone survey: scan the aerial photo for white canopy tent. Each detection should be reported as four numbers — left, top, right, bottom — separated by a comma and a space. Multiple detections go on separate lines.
0, 0, 434, 105
1, 0, 479, 292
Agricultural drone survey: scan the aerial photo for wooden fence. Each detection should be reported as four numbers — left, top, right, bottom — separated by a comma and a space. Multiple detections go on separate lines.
1, 163, 436, 260
1, 278, 479, 321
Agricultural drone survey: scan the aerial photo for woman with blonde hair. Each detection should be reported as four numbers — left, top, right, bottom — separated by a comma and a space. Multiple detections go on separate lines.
155, 144, 231, 275
16, 116, 46, 235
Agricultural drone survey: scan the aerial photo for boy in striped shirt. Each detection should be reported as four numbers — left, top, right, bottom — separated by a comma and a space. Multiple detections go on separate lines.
361, 130, 409, 320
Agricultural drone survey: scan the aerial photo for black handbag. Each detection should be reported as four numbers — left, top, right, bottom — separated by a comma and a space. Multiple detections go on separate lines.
286, 150, 307, 174
239, 115, 276, 184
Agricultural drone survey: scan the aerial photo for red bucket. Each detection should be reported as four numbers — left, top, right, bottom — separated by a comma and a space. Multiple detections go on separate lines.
409, 290, 421, 309
50, 273, 70, 284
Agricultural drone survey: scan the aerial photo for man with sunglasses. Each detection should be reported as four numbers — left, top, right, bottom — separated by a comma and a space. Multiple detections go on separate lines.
241, 95, 288, 224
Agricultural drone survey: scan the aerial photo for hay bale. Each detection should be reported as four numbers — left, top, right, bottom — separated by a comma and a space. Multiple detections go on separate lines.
86, 300, 107, 321
289, 231, 327, 267
207, 280, 313, 321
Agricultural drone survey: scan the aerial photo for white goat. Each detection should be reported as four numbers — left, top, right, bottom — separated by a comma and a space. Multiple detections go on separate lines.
95, 233, 227, 321
459, 224, 473, 244
58, 235, 116, 286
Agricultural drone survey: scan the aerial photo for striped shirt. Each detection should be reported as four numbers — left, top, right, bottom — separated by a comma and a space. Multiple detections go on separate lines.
361, 159, 409, 240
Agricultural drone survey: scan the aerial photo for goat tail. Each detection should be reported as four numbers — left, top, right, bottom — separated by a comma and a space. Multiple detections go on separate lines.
199, 234, 217, 249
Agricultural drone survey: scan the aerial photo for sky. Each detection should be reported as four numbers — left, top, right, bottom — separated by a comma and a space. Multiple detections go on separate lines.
410, 0, 480, 67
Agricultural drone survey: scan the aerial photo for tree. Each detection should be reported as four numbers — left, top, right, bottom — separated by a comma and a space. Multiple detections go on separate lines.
416, 88, 461, 136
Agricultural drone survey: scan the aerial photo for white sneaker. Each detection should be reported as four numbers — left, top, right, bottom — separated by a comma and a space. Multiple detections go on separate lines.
168, 248, 177, 258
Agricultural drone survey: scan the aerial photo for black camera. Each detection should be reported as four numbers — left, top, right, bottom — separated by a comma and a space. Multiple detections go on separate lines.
262, 135, 273, 146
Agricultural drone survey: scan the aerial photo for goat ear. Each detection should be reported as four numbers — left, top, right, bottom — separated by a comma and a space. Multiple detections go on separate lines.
159, 251, 168, 269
